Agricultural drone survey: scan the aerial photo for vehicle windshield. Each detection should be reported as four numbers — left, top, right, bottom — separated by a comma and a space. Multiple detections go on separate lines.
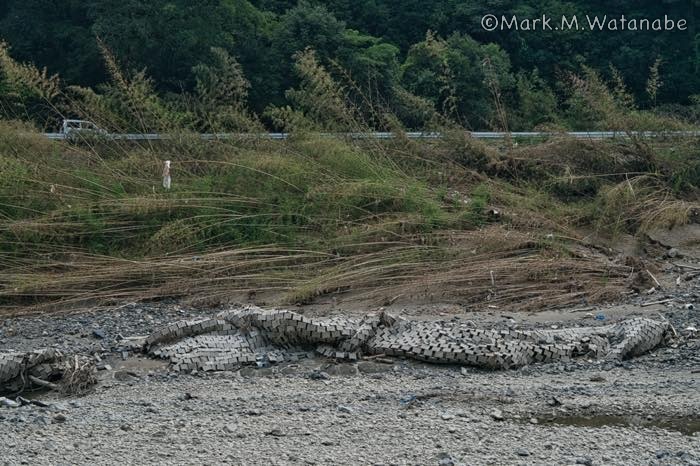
63, 120, 100, 131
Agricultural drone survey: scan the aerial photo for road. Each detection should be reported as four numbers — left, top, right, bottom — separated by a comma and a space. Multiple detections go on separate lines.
41, 130, 700, 141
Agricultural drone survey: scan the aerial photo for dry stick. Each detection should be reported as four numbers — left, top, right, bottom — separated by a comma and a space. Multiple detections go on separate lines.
656, 312, 678, 338
674, 263, 700, 271
28, 375, 59, 391
646, 269, 662, 288
641, 299, 672, 307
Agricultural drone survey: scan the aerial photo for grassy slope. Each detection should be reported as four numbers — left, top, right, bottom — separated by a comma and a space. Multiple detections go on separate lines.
0, 122, 698, 314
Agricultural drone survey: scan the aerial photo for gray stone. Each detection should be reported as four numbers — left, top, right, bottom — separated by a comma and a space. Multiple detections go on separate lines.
490, 409, 504, 421
264, 427, 285, 437
0, 398, 20, 408
223, 424, 237, 434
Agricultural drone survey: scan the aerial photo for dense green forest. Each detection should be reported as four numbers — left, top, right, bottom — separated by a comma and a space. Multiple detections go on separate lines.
0, 0, 698, 130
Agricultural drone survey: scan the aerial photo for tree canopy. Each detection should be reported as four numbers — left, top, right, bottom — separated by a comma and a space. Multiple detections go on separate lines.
0, 0, 698, 130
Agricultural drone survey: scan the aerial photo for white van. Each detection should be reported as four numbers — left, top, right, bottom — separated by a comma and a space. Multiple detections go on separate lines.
61, 119, 107, 139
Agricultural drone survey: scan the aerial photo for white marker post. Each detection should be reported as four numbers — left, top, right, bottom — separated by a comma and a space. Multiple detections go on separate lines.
162, 160, 171, 190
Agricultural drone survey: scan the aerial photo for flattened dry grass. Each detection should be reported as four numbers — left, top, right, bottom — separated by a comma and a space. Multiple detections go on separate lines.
0, 123, 698, 315
0, 228, 630, 314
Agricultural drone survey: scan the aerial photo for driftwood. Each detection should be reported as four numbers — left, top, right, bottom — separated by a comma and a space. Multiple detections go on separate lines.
0, 350, 96, 395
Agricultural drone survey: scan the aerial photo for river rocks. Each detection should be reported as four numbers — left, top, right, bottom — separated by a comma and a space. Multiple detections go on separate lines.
0, 301, 698, 465
490, 409, 504, 421
264, 427, 285, 437
337, 405, 354, 414
0, 398, 20, 408
223, 424, 237, 434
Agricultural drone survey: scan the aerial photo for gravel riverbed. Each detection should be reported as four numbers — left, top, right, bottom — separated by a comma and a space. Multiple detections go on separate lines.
0, 353, 698, 465
0, 292, 698, 465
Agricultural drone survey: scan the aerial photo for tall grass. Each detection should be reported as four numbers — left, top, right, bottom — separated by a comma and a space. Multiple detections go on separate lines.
0, 43, 698, 314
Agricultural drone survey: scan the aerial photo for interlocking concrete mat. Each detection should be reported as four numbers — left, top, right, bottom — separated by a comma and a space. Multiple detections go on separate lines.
145, 307, 669, 372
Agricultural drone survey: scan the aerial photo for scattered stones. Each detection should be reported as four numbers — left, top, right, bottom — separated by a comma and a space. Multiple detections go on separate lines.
437, 453, 458, 466
264, 427, 285, 437
307, 370, 331, 380
490, 409, 504, 421
515, 448, 530, 457
223, 424, 237, 434
0, 301, 697, 464
0, 398, 20, 408
547, 396, 563, 407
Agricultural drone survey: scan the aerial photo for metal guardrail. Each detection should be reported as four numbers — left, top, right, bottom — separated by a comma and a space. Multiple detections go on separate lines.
41, 131, 700, 141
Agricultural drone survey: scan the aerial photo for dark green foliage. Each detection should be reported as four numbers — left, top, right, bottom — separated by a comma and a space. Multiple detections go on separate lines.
1, 0, 698, 130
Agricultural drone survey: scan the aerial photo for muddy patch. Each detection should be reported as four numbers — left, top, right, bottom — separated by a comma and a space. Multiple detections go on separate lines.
540, 414, 700, 436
